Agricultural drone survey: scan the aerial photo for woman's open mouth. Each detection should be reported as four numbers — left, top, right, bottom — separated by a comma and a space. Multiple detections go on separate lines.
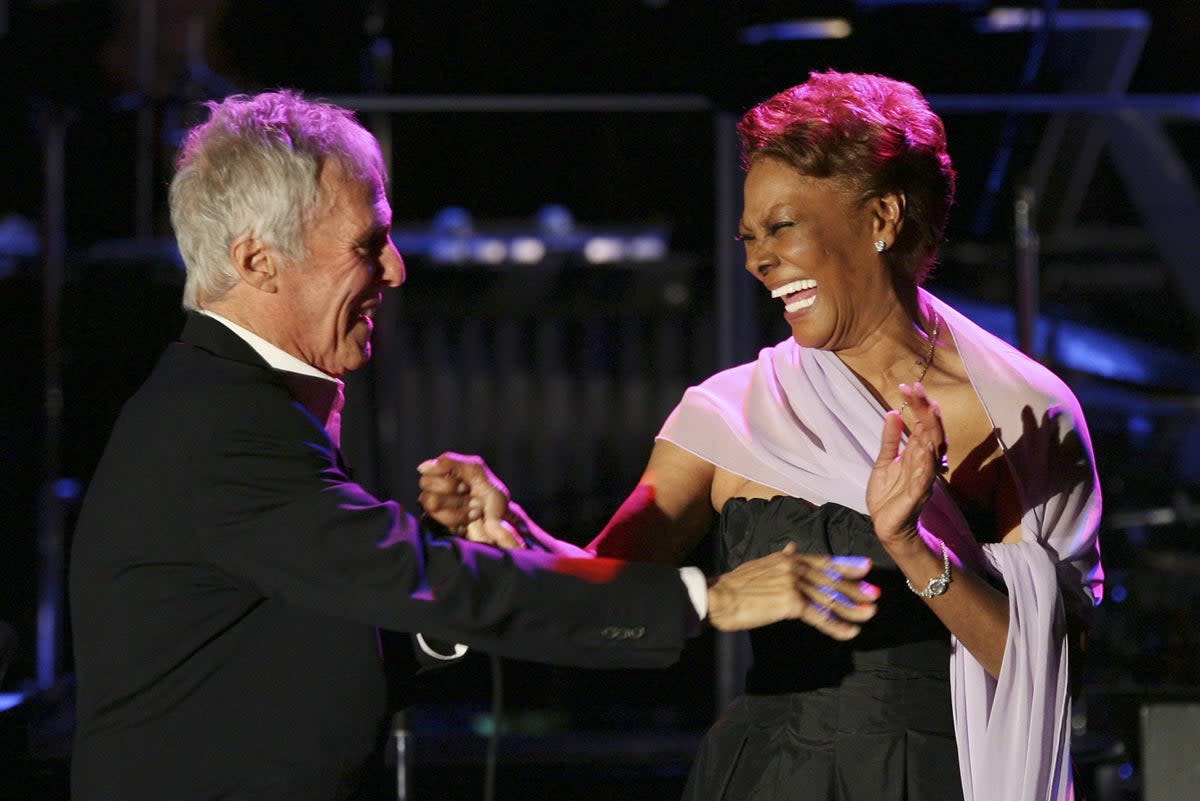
770, 279, 817, 312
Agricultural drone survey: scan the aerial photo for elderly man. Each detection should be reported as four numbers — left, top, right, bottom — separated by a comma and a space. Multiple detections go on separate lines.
67, 91, 878, 801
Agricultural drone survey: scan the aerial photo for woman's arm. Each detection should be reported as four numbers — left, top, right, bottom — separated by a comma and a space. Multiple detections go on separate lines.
586, 439, 717, 563
867, 383, 1011, 679
420, 444, 880, 639
416, 440, 717, 561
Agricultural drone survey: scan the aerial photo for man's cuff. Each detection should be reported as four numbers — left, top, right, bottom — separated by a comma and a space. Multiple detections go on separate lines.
415, 633, 469, 661
679, 566, 708, 622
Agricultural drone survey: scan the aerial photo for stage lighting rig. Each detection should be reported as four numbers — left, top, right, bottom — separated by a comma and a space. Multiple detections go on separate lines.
390, 204, 672, 269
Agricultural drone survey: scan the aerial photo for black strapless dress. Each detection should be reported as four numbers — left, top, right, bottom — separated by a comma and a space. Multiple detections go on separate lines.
682, 497, 963, 801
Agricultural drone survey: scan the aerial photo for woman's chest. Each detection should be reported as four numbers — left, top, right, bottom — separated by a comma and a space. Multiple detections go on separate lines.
936, 382, 1022, 542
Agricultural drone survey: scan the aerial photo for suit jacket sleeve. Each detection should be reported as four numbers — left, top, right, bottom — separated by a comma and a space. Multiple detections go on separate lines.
191, 377, 693, 669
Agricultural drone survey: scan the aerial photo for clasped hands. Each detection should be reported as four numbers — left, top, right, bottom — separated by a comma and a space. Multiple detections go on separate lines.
417, 457, 879, 640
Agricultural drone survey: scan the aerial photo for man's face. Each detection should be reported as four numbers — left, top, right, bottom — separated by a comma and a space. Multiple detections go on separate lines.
273, 161, 405, 376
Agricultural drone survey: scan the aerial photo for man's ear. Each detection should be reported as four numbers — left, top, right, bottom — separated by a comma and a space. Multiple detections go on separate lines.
229, 234, 280, 293
869, 191, 907, 247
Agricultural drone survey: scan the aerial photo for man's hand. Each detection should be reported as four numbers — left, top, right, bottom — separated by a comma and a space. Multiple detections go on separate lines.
706, 544, 879, 639
417, 454, 585, 554
417, 452, 509, 533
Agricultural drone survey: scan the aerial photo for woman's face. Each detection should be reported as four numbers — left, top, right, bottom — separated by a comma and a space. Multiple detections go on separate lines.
739, 157, 897, 352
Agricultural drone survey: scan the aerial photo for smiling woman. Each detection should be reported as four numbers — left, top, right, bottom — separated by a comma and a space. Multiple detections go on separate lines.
418, 69, 1103, 801
650, 73, 1103, 801
737, 163, 909, 354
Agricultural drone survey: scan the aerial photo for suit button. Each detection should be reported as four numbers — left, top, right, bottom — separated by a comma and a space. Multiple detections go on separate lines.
601, 626, 646, 640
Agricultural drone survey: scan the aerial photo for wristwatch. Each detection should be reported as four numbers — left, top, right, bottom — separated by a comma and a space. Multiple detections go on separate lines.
906, 538, 952, 598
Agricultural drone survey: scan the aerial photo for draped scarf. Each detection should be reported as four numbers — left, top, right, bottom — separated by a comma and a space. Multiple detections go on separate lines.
657, 289, 1103, 801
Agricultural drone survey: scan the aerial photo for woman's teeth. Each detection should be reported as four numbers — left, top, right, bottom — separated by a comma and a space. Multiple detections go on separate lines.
770, 279, 817, 312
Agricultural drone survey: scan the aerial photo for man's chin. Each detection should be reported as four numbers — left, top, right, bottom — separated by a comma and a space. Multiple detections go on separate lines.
322, 344, 370, 378
344, 342, 371, 374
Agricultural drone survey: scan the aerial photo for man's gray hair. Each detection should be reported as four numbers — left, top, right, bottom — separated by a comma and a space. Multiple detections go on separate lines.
169, 90, 386, 310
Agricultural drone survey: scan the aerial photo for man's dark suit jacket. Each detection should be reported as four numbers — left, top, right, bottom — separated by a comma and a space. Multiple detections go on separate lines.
69, 313, 694, 801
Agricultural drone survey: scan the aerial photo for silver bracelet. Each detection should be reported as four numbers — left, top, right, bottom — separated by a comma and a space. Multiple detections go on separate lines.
906, 537, 952, 598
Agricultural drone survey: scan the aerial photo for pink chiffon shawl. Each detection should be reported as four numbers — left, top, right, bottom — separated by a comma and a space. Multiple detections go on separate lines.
657, 290, 1103, 801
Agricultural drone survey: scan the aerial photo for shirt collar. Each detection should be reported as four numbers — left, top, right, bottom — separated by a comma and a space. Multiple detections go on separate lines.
197, 309, 340, 385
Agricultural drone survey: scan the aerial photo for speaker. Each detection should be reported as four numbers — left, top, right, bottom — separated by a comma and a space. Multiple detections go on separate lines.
1140, 702, 1200, 801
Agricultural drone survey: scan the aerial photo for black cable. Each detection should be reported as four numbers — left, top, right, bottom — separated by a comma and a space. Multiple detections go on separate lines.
484, 654, 504, 801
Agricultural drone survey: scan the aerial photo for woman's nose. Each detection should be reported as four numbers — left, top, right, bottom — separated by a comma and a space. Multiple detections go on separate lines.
743, 240, 776, 279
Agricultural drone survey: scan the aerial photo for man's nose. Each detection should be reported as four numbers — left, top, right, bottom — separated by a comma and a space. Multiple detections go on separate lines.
379, 238, 405, 287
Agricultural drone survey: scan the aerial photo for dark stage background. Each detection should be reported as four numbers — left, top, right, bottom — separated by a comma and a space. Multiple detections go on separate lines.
2, 1, 1199, 799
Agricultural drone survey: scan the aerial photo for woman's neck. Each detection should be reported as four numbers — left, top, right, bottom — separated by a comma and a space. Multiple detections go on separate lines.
834, 287, 935, 384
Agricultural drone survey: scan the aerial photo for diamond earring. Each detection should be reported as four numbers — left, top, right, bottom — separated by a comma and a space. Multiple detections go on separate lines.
874, 240, 887, 253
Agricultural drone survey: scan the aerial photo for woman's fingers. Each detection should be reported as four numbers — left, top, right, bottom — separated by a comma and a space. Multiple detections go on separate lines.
464, 518, 526, 549
708, 546, 883, 638
783, 552, 881, 633
903, 383, 948, 465
875, 409, 905, 468
798, 558, 880, 623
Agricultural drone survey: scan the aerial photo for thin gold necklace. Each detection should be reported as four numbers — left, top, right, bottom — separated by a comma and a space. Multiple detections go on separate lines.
898, 311, 939, 420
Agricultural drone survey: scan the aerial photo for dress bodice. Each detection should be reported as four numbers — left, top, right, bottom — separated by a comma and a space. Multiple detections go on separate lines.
719, 496, 952, 694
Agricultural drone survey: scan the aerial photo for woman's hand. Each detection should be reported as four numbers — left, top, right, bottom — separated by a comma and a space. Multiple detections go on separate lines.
707, 544, 879, 639
463, 516, 527, 550
866, 382, 947, 546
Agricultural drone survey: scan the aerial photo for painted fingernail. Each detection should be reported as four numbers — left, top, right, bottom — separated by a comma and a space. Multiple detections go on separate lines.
860, 582, 881, 599
832, 555, 871, 571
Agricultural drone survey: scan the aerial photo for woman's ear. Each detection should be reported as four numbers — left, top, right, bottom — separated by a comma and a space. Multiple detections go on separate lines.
229, 234, 280, 293
870, 191, 907, 249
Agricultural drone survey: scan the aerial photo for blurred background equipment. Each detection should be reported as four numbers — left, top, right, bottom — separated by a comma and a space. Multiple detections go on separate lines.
1, 1, 1198, 799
